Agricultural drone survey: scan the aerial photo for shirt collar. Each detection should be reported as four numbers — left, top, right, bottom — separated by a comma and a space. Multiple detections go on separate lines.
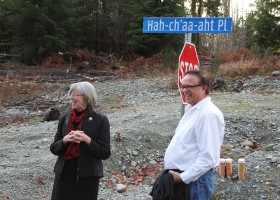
189, 96, 211, 110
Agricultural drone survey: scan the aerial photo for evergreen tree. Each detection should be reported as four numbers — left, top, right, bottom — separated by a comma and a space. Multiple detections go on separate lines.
0, 0, 12, 53
2, 0, 79, 64
246, 0, 280, 52
203, 0, 221, 17
127, 0, 185, 57
0, 0, 234, 64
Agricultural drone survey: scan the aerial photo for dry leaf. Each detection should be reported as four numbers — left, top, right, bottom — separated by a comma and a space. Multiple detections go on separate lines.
115, 132, 121, 141
39, 193, 48, 198
105, 179, 113, 187
37, 176, 46, 185
252, 141, 262, 149
131, 174, 145, 185
143, 168, 154, 176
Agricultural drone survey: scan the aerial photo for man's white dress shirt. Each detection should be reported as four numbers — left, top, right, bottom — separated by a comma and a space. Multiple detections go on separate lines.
164, 97, 225, 184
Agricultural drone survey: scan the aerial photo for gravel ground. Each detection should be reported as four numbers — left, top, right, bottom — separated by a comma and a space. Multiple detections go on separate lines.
0, 74, 280, 200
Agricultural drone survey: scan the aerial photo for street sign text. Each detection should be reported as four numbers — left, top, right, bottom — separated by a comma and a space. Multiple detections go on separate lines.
143, 17, 232, 33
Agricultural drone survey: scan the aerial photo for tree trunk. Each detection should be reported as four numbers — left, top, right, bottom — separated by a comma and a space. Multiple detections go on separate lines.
221, 0, 230, 16
191, 0, 197, 16
198, 0, 203, 16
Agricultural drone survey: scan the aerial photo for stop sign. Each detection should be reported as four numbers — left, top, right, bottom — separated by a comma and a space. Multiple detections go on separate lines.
178, 42, 199, 103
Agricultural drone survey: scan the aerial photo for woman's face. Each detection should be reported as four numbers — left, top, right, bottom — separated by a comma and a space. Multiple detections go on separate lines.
70, 90, 87, 111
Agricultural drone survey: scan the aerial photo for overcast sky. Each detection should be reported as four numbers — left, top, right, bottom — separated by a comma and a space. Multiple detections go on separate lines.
232, 0, 255, 12
231, 0, 256, 19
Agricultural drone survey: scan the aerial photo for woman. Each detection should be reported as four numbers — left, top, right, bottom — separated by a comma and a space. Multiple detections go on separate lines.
50, 81, 111, 200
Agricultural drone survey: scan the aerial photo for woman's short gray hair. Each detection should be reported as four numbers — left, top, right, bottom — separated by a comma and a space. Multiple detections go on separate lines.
68, 81, 98, 105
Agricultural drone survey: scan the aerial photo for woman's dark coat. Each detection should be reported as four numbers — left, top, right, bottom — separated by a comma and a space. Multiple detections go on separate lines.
50, 107, 111, 178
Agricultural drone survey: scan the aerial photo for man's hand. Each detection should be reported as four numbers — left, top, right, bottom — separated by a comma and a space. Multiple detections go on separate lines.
168, 170, 183, 184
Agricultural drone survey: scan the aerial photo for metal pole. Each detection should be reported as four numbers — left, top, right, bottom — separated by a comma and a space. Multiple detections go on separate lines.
185, 15, 192, 43
185, 32, 192, 43
181, 16, 192, 117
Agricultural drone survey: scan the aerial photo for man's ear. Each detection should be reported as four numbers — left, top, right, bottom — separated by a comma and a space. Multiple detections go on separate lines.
202, 85, 208, 92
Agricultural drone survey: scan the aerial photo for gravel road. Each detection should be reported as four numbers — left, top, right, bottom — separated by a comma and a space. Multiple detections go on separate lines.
0, 74, 280, 200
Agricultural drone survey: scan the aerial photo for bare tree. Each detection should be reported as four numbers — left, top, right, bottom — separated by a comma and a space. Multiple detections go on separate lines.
221, 0, 230, 16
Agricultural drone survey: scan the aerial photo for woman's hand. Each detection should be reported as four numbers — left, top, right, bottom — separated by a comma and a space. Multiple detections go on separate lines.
63, 130, 91, 145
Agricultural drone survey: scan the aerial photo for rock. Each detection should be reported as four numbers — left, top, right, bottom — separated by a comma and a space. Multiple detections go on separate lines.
230, 80, 244, 92
212, 77, 225, 89
241, 140, 253, 147
76, 61, 90, 73
149, 160, 157, 165
271, 71, 280, 76
5, 108, 21, 115
131, 161, 137, 167
266, 155, 273, 159
43, 107, 60, 122
116, 184, 127, 193
132, 150, 139, 156
270, 157, 278, 163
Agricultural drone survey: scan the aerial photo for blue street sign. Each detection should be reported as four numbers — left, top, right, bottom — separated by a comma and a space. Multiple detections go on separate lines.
143, 17, 232, 33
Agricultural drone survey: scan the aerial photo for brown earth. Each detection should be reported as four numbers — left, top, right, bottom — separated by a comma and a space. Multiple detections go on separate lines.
0, 74, 64, 126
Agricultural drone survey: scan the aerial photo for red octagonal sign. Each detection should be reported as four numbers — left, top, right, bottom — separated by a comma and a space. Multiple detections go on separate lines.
178, 42, 199, 104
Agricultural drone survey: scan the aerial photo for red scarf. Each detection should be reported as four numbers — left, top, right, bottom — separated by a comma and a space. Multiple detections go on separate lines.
65, 107, 88, 160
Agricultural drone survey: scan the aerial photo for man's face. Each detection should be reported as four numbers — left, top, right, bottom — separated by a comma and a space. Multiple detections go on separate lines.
180, 74, 206, 106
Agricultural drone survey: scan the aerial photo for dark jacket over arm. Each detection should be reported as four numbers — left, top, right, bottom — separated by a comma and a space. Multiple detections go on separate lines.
150, 169, 189, 200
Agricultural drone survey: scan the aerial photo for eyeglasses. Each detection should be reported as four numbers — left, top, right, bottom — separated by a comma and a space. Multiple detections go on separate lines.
180, 84, 202, 90
70, 93, 84, 97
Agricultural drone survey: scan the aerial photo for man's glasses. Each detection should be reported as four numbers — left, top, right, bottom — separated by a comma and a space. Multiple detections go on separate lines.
180, 84, 201, 90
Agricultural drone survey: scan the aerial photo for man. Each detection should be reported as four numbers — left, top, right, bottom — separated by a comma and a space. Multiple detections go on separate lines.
164, 70, 225, 200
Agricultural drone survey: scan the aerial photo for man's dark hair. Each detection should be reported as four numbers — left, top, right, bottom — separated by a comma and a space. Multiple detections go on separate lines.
185, 70, 210, 95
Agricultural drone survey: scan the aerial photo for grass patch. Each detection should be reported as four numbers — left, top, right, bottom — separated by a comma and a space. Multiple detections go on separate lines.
222, 105, 230, 111
28, 115, 44, 124
103, 95, 123, 103
211, 192, 221, 200
234, 152, 247, 160
235, 103, 251, 111
221, 103, 251, 112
